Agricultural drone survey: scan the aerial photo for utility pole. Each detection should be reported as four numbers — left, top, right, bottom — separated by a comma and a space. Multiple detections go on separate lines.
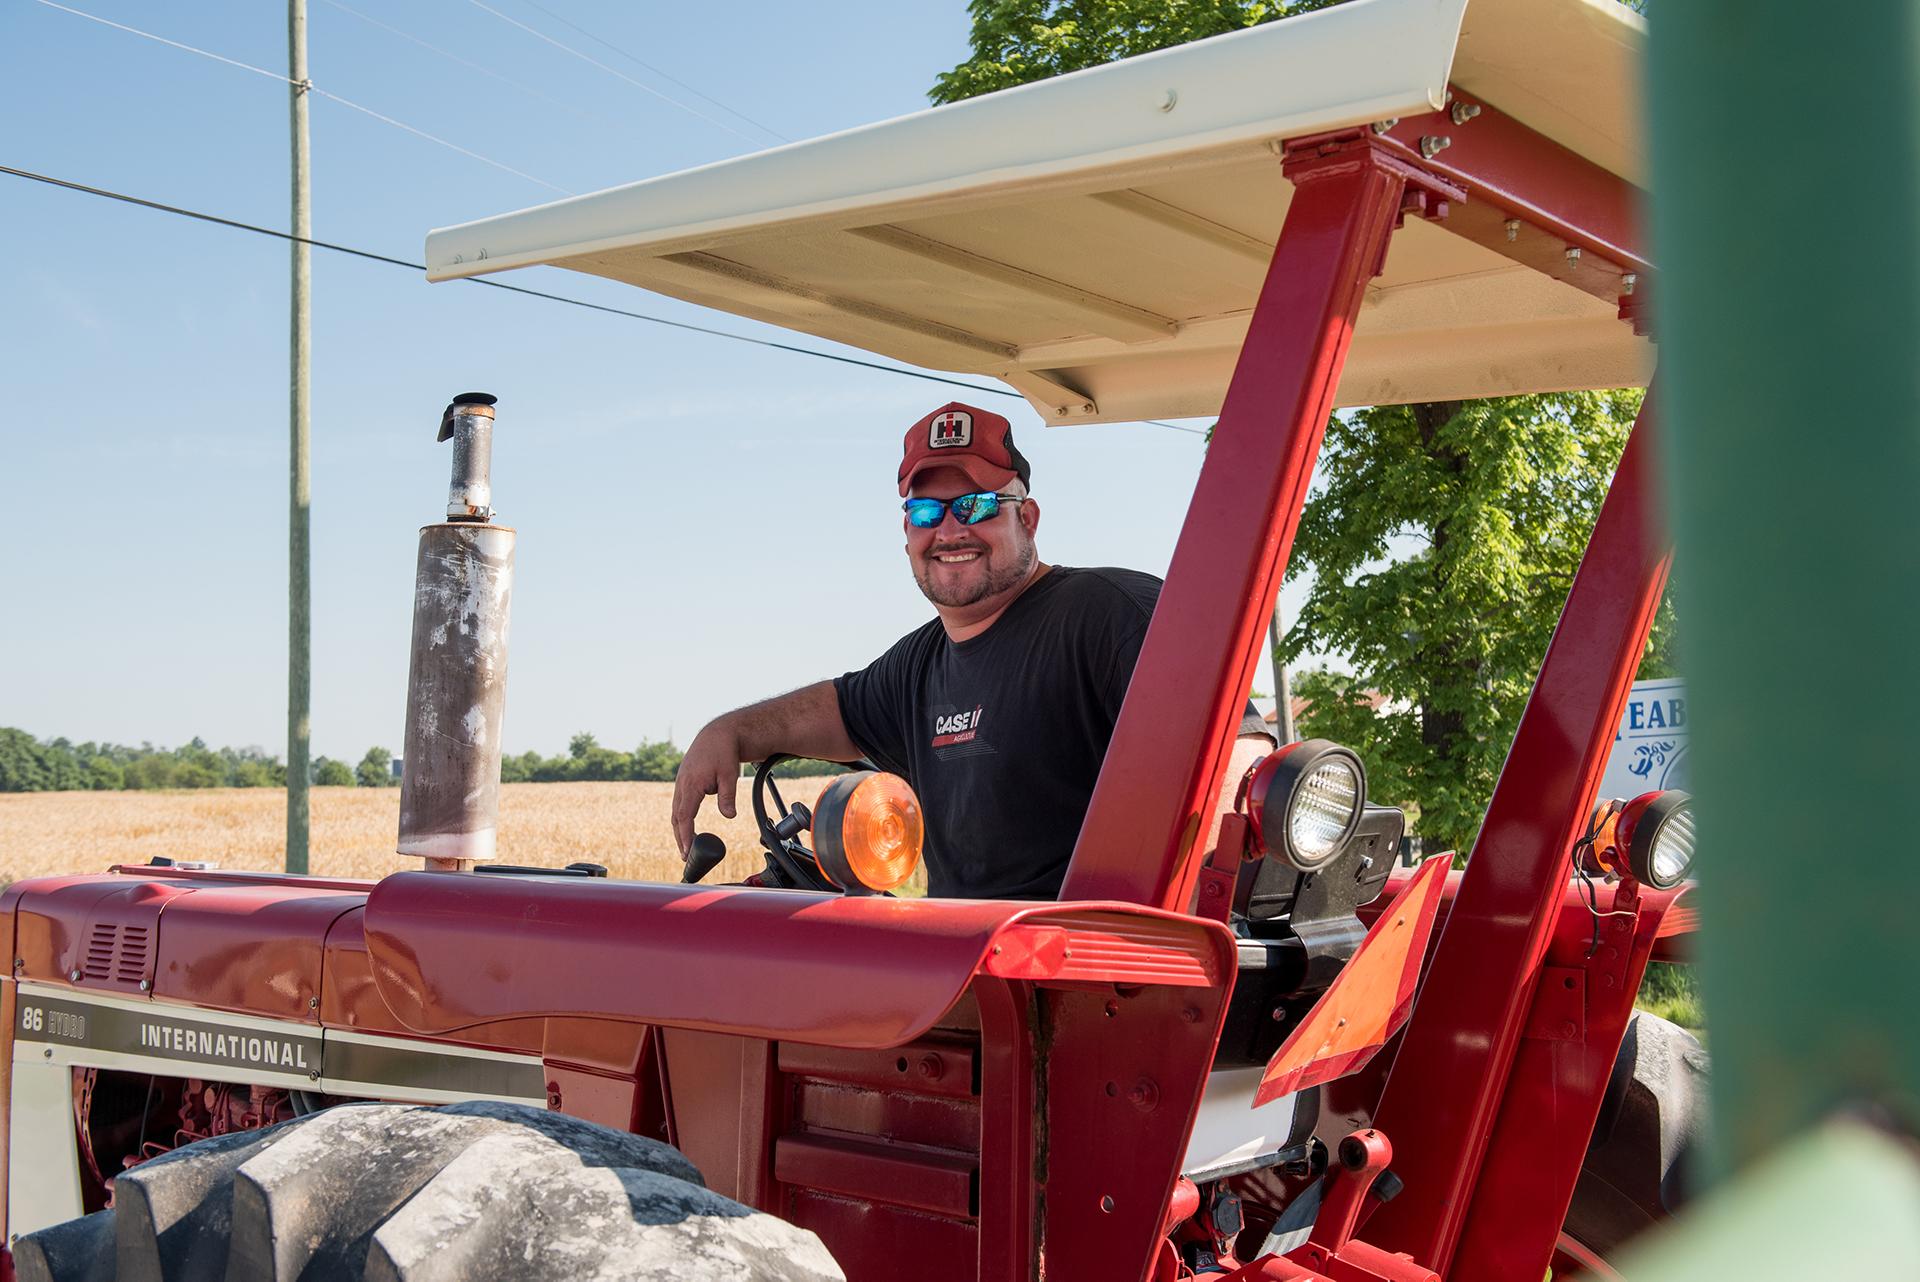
286, 0, 312, 873
1268, 605, 1296, 743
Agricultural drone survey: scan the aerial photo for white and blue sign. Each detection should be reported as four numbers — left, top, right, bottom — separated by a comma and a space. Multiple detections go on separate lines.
1598, 677, 1689, 801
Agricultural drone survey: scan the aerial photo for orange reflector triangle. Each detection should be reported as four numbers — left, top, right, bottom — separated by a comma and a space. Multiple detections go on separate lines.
1253, 854, 1451, 1107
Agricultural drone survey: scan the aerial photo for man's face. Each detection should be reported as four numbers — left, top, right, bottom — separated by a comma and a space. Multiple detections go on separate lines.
906, 467, 1039, 609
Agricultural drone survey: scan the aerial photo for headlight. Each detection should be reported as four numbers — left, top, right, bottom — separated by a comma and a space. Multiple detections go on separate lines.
1247, 739, 1368, 872
1582, 790, 1694, 890
1621, 790, 1694, 890
809, 770, 924, 893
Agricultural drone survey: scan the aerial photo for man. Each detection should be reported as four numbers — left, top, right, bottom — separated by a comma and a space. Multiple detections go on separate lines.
671, 402, 1271, 899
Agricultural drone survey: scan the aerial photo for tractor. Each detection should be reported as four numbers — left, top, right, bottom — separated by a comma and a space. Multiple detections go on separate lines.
3, 1, 1711, 1278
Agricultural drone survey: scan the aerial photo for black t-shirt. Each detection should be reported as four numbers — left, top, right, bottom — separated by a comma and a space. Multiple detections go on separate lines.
834, 566, 1268, 900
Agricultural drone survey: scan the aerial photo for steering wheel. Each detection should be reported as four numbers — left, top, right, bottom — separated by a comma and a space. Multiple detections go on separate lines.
748, 755, 841, 891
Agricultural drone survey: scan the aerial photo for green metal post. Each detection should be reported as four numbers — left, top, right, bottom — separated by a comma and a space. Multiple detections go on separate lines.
1648, 3, 1920, 1176
286, 0, 312, 874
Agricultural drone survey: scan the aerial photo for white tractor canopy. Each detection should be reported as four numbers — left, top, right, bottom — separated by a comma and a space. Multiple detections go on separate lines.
426, 0, 1649, 426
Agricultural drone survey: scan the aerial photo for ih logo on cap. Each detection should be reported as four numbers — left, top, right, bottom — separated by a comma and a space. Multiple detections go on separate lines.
930, 410, 973, 449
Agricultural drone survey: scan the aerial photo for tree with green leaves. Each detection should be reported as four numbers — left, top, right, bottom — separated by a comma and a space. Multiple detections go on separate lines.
930, 1, 1311, 104
312, 757, 355, 787
933, 1, 1670, 856
356, 747, 397, 789
1282, 396, 1673, 853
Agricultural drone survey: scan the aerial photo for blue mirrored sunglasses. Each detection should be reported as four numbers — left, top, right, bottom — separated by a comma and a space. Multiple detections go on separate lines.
902, 491, 1028, 529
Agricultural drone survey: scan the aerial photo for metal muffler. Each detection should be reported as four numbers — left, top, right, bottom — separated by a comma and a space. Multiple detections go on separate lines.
398, 392, 514, 870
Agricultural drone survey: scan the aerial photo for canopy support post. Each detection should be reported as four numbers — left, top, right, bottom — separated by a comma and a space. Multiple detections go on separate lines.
1063, 137, 1435, 909
1365, 399, 1671, 1273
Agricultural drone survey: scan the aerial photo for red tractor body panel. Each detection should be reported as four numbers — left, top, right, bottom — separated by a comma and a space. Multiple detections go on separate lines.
1, 869, 1249, 1282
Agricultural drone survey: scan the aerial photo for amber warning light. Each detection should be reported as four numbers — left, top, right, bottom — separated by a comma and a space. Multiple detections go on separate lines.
809, 771, 925, 893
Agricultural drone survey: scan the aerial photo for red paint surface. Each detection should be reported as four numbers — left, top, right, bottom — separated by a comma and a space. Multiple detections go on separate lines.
318, 905, 545, 1051
658, 1027, 775, 1206
973, 978, 1038, 1282
1063, 139, 1412, 912
11, 876, 194, 992
1383, 94, 1646, 273
110, 865, 377, 893
778, 1031, 986, 1257
1367, 406, 1671, 1271
151, 885, 364, 1021
363, 872, 1229, 1047
1450, 879, 1669, 1279
775, 1132, 976, 1218
544, 1064, 641, 1132
1041, 980, 1231, 1282
789, 1191, 978, 1282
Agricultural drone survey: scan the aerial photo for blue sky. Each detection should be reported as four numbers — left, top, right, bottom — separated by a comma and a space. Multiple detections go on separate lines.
1, 0, 1309, 760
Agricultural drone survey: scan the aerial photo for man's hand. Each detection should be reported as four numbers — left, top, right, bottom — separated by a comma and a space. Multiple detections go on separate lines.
669, 682, 865, 855
671, 717, 743, 855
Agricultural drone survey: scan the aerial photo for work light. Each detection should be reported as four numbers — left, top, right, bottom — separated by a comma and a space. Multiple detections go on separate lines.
1582, 790, 1695, 890
808, 771, 924, 893
1246, 739, 1369, 872
1619, 790, 1695, 890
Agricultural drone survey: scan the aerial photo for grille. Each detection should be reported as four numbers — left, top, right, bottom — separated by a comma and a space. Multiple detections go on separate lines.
81, 922, 150, 984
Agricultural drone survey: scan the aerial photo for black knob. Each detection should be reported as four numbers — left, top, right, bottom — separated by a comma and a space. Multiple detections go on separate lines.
682, 833, 727, 884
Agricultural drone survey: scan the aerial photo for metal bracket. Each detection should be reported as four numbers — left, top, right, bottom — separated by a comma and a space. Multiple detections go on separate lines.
1280, 131, 1466, 215
1195, 813, 1253, 923
1279, 132, 1465, 279
1202, 1128, 1441, 1282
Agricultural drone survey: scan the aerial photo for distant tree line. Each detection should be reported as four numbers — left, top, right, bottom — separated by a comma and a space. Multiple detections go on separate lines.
0, 727, 845, 793
500, 733, 686, 783
500, 734, 847, 783
0, 728, 289, 793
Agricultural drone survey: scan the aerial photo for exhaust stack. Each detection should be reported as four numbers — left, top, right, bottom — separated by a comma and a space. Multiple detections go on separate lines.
399, 392, 514, 871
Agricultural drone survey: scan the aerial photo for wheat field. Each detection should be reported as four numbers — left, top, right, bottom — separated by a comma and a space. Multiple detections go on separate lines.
0, 780, 833, 887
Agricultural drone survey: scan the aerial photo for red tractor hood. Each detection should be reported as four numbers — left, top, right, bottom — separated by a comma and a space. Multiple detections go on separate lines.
365, 872, 1232, 1046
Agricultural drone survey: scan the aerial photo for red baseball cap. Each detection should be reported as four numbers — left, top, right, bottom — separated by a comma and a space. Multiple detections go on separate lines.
897, 402, 1033, 497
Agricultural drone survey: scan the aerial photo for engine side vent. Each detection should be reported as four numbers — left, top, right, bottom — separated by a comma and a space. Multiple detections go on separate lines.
83, 923, 118, 980
117, 925, 150, 983
80, 922, 151, 985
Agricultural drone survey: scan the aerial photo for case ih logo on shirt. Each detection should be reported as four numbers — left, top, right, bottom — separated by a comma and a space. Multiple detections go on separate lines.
932, 705, 984, 747
929, 410, 973, 449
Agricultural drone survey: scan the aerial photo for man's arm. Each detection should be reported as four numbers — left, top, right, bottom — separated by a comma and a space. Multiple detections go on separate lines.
670, 681, 862, 854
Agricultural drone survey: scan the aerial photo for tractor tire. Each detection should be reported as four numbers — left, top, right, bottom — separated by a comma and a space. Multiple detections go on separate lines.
13, 1099, 844, 1282
1556, 1011, 1712, 1274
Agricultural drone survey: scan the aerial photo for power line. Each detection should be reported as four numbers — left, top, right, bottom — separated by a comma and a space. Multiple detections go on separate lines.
308, 87, 567, 194
507, 0, 789, 143
28, 0, 569, 194
0, 163, 1028, 401
0, 163, 1207, 436
319, 0, 617, 131
464, 0, 771, 149
30, 0, 291, 84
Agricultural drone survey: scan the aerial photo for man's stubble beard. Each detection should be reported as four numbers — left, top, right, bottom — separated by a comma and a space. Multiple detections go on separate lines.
913, 528, 1037, 608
